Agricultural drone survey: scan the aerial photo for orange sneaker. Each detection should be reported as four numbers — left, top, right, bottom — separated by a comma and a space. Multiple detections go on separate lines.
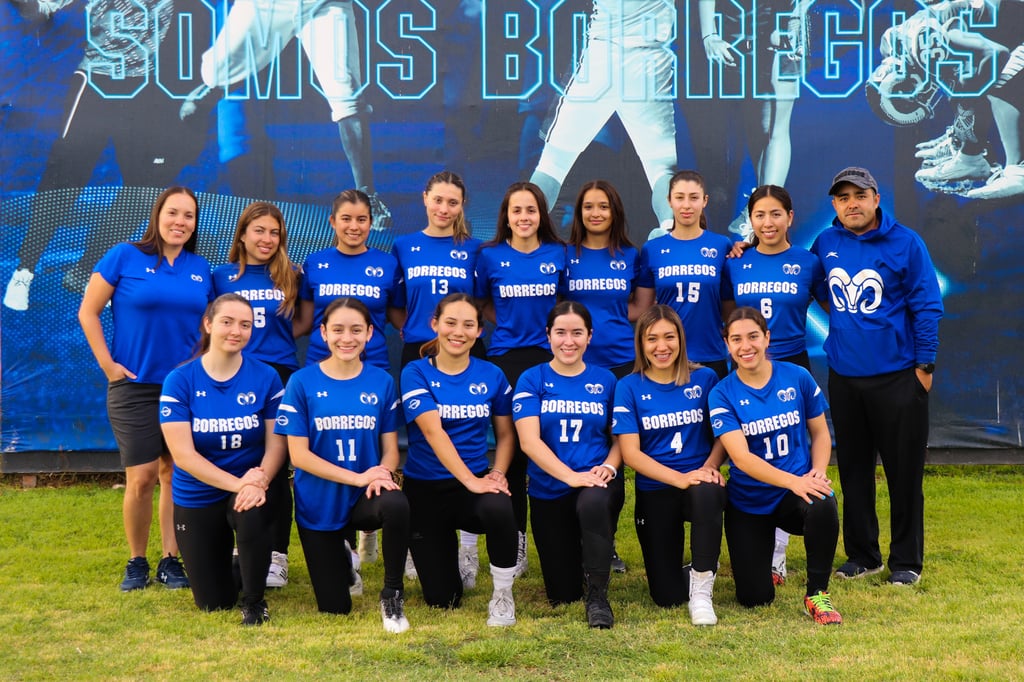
804, 591, 843, 625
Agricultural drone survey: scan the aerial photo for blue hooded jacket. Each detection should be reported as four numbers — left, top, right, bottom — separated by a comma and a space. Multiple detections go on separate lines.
810, 208, 943, 377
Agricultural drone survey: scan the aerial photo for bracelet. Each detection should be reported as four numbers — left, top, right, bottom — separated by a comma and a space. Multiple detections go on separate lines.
702, 34, 717, 42
600, 463, 618, 479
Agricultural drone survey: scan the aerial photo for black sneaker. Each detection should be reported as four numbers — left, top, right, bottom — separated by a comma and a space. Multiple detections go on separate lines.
585, 582, 614, 629
240, 600, 270, 626
834, 560, 883, 580
380, 589, 410, 633
610, 550, 627, 574
119, 557, 150, 592
155, 555, 190, 589
887, 570, 921, 586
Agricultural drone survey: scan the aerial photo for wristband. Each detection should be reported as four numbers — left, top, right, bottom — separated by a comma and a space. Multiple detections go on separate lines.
600, 464, 618, 479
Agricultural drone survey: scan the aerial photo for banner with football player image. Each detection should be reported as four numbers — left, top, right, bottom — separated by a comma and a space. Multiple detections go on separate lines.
1, 0, 1021, 454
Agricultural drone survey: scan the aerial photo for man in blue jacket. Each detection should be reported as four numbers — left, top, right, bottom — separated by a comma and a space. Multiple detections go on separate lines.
811, 167, 943, 586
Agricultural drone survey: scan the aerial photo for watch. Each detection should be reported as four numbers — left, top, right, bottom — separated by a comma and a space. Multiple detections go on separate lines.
916, 363, 935, 374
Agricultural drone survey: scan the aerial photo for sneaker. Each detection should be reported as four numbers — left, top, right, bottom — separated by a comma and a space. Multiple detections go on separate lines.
585, 576, 614, 629
344, 540, 363, 596
155, 555, 190, 589
610, 549, 627, 574
804, 591, 843, 625
915, 136, 958, 165
771, 543, 787, 587
240, 600, 270, 626
966, 164, 1024, 200
887, 570, 921, 586
486, 587, 516, 627
688, 569, 718, 626
513, 531, 528, 578
404, 550, 418, 581
834, 560, 883, 579
915, 151, 994, 183
119, 557, 150, 592
359, 530, 379, 564
266, 551, 288, 589
458, 545, 479, 590
3, 268, 33, 311
380, 590, 410, 633
365, 191, 393, 233
916, 127, 954, 150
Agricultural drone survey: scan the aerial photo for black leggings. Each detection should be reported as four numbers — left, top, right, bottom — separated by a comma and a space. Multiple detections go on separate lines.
404, 476, 518, 608
489, 347, 553, 532
267, 363, 296, 554
725, 492, 839, 607
174, 491, 275, 611
529, 478, 622, 605
634, 483, 726, 607
297, 489, 410, 614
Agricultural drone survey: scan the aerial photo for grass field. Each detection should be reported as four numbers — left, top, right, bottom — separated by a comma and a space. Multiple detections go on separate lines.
1, 465, 1022, 681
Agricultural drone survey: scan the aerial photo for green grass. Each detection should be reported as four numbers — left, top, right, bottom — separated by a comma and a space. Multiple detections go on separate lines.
1, 466, 1022, 680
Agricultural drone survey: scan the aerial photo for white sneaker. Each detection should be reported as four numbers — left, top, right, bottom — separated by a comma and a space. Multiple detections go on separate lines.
771, 551, 787, 587
380, 590, 410, 633
3, 268, 33, 311
404, 550, 418, 580
966, 164, 1024, 200
688, 569, 718, 626
345, 540, 363, 596
266, 551, 288, 588
486, 588, 516, 627
727, 209, 753, 241
513, 531, 528, 578
366, 191, 393, 233
915, 151, 994, 183
459, 545, 479, 590
359, 530, 379, 564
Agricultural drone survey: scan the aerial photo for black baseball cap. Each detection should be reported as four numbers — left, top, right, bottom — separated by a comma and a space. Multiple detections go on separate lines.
828, 167, 878, 195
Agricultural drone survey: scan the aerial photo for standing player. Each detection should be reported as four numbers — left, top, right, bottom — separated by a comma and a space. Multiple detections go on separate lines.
275, 297, 411, 633
178, 0, 392, 234
513, 302, 620, 628
400, 293, 519, 626
613, 305, 726, 626
159, 294, 286, 625
298, 190, 404, 370
634, 171, 735, 377
811, 167, 943, 586
78, 186, 212, 591
213, 201, 306, 589
529, 0, 678, 226
709, 307, 842, 625
474, 181, 566, 576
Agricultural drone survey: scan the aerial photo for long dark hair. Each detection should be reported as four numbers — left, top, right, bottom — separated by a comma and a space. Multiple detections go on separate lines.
746, 185, 793, 249
667, 170, 708, 231
134, 186, 199, 265
484, 181, 564, 247
329, 189, 372, 248
546, 300, 593, 334
418, 292, 483, 359
568, 180, 634, 257
195, 293, 253, 356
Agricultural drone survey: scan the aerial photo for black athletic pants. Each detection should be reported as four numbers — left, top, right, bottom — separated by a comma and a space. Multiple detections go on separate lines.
634, 483, 726, 607
829, 367, 929, 574
297, 489, 409, 614
725, 492, 838, 607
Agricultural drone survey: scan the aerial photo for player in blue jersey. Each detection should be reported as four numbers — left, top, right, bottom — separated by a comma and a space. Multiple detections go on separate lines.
400, 293, 519, 627
635, 171, 735, 377
213, 201, 306, 590
299, 190, 405, 370
275, 298, 411, 633
514, 302, 621, 628
613, 305, 726, 626
475, 181, 567, 577
708, 307, 842, 625
159, 294, 286, 625
724, 185, 826, 585
79, 187, 212, 593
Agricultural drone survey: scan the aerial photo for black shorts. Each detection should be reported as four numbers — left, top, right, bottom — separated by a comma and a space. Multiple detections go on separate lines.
106, 380, 166, 467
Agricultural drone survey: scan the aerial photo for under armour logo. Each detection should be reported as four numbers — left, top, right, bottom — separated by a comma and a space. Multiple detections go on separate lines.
450, 250, 469, 261
829, 267, 883, 314
195, 390, 206, 397
176, 524, 187, 531
660, 248, 671, 255
365, 266, 384, 278
360, 392, 379, 405
430, 381, 441, 388
700, 247, 718, 258
782, 263, 801, 275
585, 383, 604, 394
740, 399, 750, 406
318, 262, 330, 268
317, 391, 328, 398
191, 274, 204, 282
539, 262, 557, 275
684, 386, 702, 399
826, 251, 839, 259
145, 267, 156, 274
501, 261, 511, 267
228, 273, 240, 282
469, 382, 488, 395
236, 392, 257, 406
411, 246, 422, 252
544, 382, 555, 389
610, 260, 627, 271
641, 394, 652, 401
743, 263, 753, 270
777, 387, 798, 402
570, 258, 580, 265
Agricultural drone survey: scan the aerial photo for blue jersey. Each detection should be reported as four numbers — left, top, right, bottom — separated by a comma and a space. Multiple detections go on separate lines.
393, 231, 481, 343
160, 357, 283, 508
810, 209, 943, 376
400, 357, 512, 481
95, 243, 212, 384
212, 263, 300, 369
725, 247, 825, 359
474, 241, 566, 355
708, 362, 828, 514
637, 232, 734, 363
299, 247, 405, 369
512, 363, 616, 500
275, 364, 399, 531
612, 368, 718, 491
565, 245, 639, 368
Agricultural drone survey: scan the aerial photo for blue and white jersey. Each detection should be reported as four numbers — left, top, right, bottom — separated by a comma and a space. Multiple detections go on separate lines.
160, 357, 283, 508
394, 231, 481, 344
299, 247, 405, 369
638, 231, 734, 363
725, 247, 825, 359
565, 245, 639, 368
95, 243, 212, 384
401, 357, 512, 481
475, 241, 566, 356
274, 364, 399, 531
612, 367, 718, 491
513, 363, 616, 500
213, 262, 300, 369
708, 362, 828, 515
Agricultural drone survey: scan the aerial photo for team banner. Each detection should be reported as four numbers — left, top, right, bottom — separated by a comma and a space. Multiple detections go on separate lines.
1, 0, 1021, 452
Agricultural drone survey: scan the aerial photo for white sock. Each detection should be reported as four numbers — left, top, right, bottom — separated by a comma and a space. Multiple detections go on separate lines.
460, 531, 478, 551
490, 564, 515, 592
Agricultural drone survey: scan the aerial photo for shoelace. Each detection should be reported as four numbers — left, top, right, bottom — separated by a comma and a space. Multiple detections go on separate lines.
806, 592, 835, 612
